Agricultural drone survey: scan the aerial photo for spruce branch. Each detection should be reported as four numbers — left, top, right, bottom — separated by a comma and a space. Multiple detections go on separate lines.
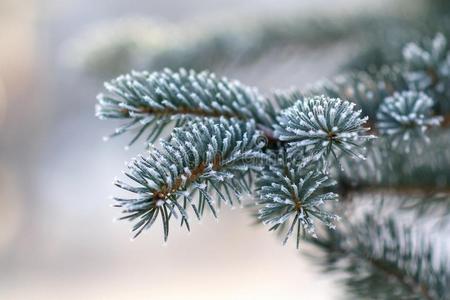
87, 11, 450, 299
338, 131, 450, 199
336, 32, 450, 117
338, 178, 450, 221
403, 33, 450, 99
306, 65, 408, 124
274, 95, 375, 162
309, 59, 450, 138
113, 117, 267, 240
377, 91, 442, 151
256, 157, 339, 248
337, 33, 450, 118
307, 214, 449, 300
398, 194, 450, 222
96, 68, 274, 147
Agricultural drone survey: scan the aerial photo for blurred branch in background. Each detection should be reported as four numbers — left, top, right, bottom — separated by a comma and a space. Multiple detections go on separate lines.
59, 12, 408, 78
60, 0, 450, 80
306, 211, 449, 300
61, 17, 180, 79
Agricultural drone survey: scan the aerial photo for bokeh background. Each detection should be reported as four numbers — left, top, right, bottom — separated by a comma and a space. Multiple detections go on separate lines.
0, 0, 434, 299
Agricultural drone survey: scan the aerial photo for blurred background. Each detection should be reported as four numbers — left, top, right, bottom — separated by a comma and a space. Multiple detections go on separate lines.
0, 0, 439, 299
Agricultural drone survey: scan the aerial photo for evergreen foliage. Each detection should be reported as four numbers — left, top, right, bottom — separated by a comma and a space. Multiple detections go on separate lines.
256, 158, 339, 248
90, 6, 450, 299
376, 91, 442, 150
308, 214, 449, 300
403, 33, 450, 100
114, 117, 267, 240
274, 95, 375, 162
96, 68, 273, 146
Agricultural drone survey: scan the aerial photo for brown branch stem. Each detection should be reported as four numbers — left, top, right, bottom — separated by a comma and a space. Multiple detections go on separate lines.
365, 255, 434, 300
340, 183, 450, 199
